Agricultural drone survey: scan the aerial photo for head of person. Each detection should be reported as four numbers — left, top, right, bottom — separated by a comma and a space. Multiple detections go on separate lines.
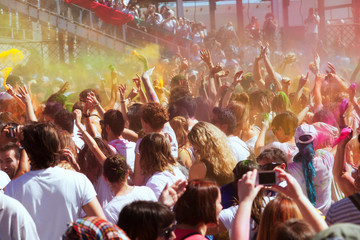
274, 219, 315, 240
271, 91, 290, 114
64, 216, 129, 240
257, 195, 302, 240
249, 90, 269, 116
265, 12, 274, 20
79, 89, 101, 104
77, 137, 113, 182
101, 109, 125, 141
0, 142, 20, 179
311, 108, 338, 128
188, 122, 237, 185
271, 111, 298, 142
103, 154, 128, 184
174, 179, 222, 227
139, 133, 176, 177
169, 86, 192, 106
211, 107, 237, 136
43, 102, 64, 122
240, 72, 255, 92
227, 100, 250, 134
308, 8, 314, 16
54, 109, 74, 134
21, 122, 60, 170
256, 147, 287, 171
169, 116, 189, 148
141, 103, 169, 133
170, 75, 187, 90
127, 103, 143, 134
118, 201, 175, 240
172, 96, 197, 119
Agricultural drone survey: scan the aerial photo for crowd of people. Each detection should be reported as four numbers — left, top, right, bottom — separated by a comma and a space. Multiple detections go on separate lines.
2, 3, 360, 240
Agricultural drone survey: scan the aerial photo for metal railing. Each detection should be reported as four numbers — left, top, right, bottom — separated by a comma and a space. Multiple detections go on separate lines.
1, 0, 190, 57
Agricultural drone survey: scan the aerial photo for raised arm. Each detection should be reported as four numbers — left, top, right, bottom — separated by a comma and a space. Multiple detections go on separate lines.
16, 86, 37, 122
133, 74, 148, 103
118, 83, 130, 128
254, 114, 270, 156
73, 109, 107, 166
292, 73, 309, 107
333, 129, 358, 197
142, 67, 160, 103
221, 71, 243, 108
231, 169, 263, 240
272, 168, 328, 232
312, 73, 324, 111
350, 58, 360, 83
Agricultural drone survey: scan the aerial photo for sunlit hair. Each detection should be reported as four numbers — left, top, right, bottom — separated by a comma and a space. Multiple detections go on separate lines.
188, 122, 237, 185
169, 116, 189, 148
227, 101, 249, 135
57, 130, 78, 170
103, 154, 129, 183
257, 195, 303, 240
139, 133, 177, 176
174, 179, 219, 225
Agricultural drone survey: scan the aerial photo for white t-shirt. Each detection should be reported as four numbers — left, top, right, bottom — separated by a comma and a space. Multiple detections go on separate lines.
0, 170, 10, 192
104, 186, 157, 224
228, 136, 251, 162
262, 142, 298, 163
305, 15, 320, 34
0, 193, 40, 240
5, 166, 97, 240
288, 149, 334, 214
146, 167, 186, 199
109, 138, 136, 172
93, 175, 114, 208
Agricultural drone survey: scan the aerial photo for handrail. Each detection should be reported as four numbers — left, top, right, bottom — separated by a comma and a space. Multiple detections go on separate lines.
7, 0, 189, 57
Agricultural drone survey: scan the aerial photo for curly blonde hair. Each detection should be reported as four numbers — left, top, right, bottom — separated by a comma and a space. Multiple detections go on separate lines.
188, 122, 237, 183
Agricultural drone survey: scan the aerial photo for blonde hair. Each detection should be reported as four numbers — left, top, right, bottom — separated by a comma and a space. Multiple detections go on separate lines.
257, 195, 303, 240
188, 122, 237, 184
169, 116, 189, 148
228, 102, 249, 135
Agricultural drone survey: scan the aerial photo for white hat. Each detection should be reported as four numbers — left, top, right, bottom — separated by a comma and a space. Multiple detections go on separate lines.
295, 124, 318, 144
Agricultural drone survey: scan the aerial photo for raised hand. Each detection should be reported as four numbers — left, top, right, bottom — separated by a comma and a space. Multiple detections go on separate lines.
270, 168, 305, 201
73, 109, 83, 127
158, 180, 187, 207
299, 72, 309, 88
237, 169, 263, 203
232, 70, 244, 86
118, 83, 127, 101
85, 91, 99, 111
16, 85, 32, 105
314, 51, 320, 72
327, 62, 336, 74
133, 74, 142, 91
61, 149, 80, 171
200, 49, 212, 66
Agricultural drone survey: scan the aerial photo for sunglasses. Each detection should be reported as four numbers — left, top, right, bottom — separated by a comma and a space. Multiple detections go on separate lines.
259, 162, 281, 171
159, 225, 175, 240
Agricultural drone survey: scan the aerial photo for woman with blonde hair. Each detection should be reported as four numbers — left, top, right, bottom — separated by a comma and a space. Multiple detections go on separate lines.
139, 132, 186, 199
227, 94, 260, 151
169, 116, 194, 170
188, 121, 237, 187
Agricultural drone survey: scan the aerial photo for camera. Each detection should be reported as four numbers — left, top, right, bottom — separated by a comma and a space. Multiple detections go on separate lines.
256, 171, 279, 186
6, 127, 16, 138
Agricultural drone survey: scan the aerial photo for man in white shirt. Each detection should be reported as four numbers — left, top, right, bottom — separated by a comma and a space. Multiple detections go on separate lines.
101, 109, 136, 171
0, 193, 39, 240
211, 107, 250, 161
5, 122, 105, 240
304, 8, 320, 50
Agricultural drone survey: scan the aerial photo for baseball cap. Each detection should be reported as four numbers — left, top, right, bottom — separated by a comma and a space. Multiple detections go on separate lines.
295, 123, 318, 144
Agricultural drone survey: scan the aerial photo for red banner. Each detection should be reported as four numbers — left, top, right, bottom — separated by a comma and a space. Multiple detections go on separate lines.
65, 0, 133, 25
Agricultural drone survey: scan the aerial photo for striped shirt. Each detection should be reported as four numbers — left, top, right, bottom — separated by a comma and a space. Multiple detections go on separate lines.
326, 193, 360, 225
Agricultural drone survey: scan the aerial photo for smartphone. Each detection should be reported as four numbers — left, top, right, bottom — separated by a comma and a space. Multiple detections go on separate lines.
257, 171, 279, 186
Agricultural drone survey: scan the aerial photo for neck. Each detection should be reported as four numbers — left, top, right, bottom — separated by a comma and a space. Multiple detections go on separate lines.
110, 181, 133, 197
176, 223, 207, 236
